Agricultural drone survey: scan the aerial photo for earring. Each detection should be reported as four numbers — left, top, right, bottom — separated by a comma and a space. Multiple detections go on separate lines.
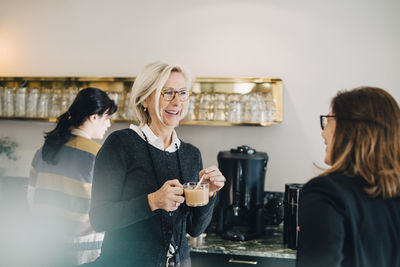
143, 107, 147, 112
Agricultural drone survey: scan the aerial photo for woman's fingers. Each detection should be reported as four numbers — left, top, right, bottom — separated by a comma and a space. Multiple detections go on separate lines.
166, 179, 183, 188
172, 195, 185, 204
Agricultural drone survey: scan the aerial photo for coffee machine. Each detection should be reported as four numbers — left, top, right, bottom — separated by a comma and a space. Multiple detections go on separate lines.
215, 145, 268, 241
283, 183, 304, 250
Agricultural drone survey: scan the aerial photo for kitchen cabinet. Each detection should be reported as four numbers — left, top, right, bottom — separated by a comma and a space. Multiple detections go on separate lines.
0, 76, 282, 126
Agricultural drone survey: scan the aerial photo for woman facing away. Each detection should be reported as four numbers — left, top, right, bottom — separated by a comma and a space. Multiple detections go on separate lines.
296, 86, 400, 267
27, 87, 117, 267
83, 61, 225, 267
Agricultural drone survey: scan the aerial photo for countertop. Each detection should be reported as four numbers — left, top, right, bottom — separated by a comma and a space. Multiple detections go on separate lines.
188, 226, 296, 259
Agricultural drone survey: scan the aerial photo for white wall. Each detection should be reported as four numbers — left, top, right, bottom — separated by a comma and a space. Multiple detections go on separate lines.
1, 0, 399, 191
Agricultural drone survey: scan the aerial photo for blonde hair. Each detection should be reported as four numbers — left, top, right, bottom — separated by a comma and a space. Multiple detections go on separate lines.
321, 86, 400, 198
130, 61, 192, 126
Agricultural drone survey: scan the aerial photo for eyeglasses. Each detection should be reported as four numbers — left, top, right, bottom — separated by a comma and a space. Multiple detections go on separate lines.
320, 115, 336, 130
161, 88, 191, 102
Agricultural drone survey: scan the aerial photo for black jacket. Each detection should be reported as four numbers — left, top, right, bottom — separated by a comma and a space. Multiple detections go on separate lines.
88, 129, 215, 267
296, 172, 400, 267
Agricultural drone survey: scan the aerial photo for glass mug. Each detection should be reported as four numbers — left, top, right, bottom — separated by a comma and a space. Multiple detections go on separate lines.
183, 182, 209, 207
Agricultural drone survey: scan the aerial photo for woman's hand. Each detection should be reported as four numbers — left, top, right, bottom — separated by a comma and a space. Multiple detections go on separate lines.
148, 179, 184, 211
199, 166, 226, 197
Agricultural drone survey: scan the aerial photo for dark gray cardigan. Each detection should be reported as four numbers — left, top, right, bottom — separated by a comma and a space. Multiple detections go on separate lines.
88, 129, 215, 267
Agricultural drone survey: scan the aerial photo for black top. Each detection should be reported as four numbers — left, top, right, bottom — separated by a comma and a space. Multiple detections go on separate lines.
89, 129, 216, 267
296, 172, 400, 267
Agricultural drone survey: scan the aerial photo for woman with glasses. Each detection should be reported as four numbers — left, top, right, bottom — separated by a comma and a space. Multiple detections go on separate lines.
296, 87, 400, 267
84, 61, 225, 267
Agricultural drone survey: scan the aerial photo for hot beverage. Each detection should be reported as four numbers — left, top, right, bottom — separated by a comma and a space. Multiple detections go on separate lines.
183, 182, 209, 207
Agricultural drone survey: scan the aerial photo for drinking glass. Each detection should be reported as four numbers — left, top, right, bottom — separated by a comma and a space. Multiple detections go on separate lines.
37, 90, 50, 118
107, 92, 120, 119
0, 87, 3, 117
121, 92, 135, 120
49, 89, 62, 118
198, 94, 213, 121
264, 92, 277, 122
183, 182, 209, 207
256, 93, 267, 123
3, 87, 15, 117
227, 94, 241, 123
184, 94, 197, 121
213, 94, 226, 121
26, 88, 40, 117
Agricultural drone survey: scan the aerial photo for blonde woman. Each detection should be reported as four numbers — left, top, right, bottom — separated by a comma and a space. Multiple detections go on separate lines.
297, 87, 400, 267
86, 62, 225, 267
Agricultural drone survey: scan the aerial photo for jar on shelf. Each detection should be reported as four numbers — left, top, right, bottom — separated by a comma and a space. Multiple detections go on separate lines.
256, 93, 267, 123
26, 88, 40, 118
15, 87, 27, 117
184, 94, 197, 121
121, 92, 135, 120
198, 93, 213, 121
0, 87, 3, 117
3, 87, 15, 117
49, 89, 62, 118
264, 92, 277, 122
241, 93, 260, 123
213, 94, 226, 121
37, 89, 50, 118
227, 94, 241, 123
107, 92, 122, 119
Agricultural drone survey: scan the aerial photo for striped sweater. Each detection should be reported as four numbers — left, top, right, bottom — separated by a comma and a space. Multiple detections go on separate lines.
28, 135, 100, 237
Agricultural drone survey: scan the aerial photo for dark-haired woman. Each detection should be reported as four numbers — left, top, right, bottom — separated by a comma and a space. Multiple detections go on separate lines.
27, 87, 117, 267
296, 87, 400, 267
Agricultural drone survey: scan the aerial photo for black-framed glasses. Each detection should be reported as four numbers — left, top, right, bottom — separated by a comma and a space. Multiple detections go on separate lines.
320, 115, 336, 130
161, 88, 191, 102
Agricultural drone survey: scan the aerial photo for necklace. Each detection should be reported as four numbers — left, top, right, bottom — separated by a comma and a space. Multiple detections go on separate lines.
141, 130, 186, 258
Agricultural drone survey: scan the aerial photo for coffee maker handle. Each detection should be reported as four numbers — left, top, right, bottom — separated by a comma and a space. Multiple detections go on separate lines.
233, 160, 242, 207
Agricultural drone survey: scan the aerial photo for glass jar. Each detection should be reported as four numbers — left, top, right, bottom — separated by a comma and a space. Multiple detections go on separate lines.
107, 92, 121, 119
213, 94, 226, 121
49, 89, 62, 118
15, 87, 27, 117
26, 88, 40, 118
198, 94, 213, 121
227, 94, 241, 123
264, 92, 277, 122
0, 87, 3, 117
37, 90, 50, 118
184, 94, 197, 121
3, 87, 15, 117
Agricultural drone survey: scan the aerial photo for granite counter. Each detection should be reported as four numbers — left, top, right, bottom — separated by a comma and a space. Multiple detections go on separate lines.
188, 226, 296, 259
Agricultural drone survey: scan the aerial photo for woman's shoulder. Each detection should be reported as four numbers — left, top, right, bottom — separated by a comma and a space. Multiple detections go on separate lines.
105, 128, 142, 142
179, 140, 201, 154
65, 136, 101, 156
101, 128, 144, 151
303, 172, 365, 200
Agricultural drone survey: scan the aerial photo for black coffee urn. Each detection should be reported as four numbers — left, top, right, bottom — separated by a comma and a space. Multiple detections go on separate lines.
216, 145, 268, 241
283, 183, 304, 250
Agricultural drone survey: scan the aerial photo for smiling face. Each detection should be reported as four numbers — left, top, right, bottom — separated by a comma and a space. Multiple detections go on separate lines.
145, 71, 188, 132
322, 112, 336, 165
